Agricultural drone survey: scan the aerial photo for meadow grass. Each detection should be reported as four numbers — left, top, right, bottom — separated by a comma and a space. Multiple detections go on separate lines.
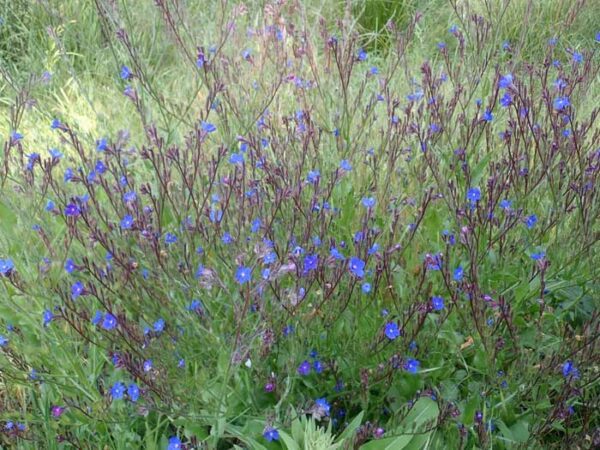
0, 0, 599, 449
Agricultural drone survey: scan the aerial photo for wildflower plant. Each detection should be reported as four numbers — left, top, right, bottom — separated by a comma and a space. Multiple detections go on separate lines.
0, 0, 599, 448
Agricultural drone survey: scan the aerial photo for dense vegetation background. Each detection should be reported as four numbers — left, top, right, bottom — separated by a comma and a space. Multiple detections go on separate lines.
0, 0, 598, 448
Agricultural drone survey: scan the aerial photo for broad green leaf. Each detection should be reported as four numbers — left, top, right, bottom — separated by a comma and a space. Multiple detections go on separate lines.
278, 429, 301, 450
337, 410, 364, 442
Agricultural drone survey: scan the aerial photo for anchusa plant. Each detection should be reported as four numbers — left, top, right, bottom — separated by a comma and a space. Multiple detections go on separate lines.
0, 1, 598, 448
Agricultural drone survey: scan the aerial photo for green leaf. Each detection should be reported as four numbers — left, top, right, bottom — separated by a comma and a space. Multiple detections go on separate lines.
402, 398, 439, 430
291, 416, 303, 444
337, 410, 364, 442
360, 435, 413, 450
278, 429, 301, 450
510, 420, 529, 442
403, 432, 433, 450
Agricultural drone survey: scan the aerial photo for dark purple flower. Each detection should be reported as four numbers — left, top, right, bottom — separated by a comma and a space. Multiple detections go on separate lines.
51, 405, 65, 418
297, 360, 311, 376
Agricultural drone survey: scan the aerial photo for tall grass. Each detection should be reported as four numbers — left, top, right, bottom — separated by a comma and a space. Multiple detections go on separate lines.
0, 0, 599, 449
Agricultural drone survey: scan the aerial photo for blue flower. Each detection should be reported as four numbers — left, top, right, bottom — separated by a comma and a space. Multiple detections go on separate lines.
362, 283, 372, 294
251, 218, 261, 233
499, 199, 513, 210
153, 318, 165, 333
340, 159, 352, 171
357, 48, 367, 61
62, 258, 77, 275
500, 92, 513, 108
432, 296, 444, 310
263, 252, 277, 264
425, 254, 442, 271
120, 65, 132, 80
384, 322, 400, 340
362, 197, 376, 208
25, 152, 40, 171
0, 258, 14, 276
235, 266, 252, 285
453, 266, 464, 282
348, 257, 365, 278
95, 160, 106, 174
43, 309, 54, 327
120, 214, 134, 229
0, 335, 8, 347
229, 153, 244, 164
71, 281, 84, 299
467, 187, 481, 203
313, 360, 324, 374
164, 233, 178, 244
49, 148, 63, 159
64, 203, 81, 217
201, 121, 216, 133
222, 232, 233, 244
50, 118, 62, 130
63, 167, 74, 182
263, 427, 279, 442
306, 170, 320, 184
365, 244, 378, 256
188, 299, 203, 311
102, 313, 117, 330
562, 360, 580, 379
404, 358, 420, 374
530, 252, 546, 261
168, 436, 182, 450
96, 138, 108, 152
315, 397, 331, 416
143, 360, 153, 372
127, 383, 140, 402
407, 90, 424, 102
10, 131, 23, 142
553, 96, 570, 111
303, 254, 318, 275
91, 310, 103, 326
572, 52, 583, 64
498, 73, 513, 89
209, 208, 223, 223
123, 191, 136, 203
110, 382, 126, 400
483, 109, 493, 122
525, 214, 537, 229
330, 247, 345, 260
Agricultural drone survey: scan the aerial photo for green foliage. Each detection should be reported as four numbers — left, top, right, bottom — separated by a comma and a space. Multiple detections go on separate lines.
0, 0, 599, 449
